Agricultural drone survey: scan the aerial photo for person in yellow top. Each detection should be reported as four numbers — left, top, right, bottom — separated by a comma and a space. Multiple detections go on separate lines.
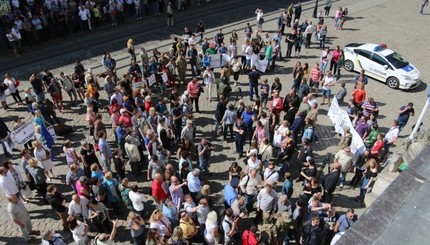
179, 211, 198, 241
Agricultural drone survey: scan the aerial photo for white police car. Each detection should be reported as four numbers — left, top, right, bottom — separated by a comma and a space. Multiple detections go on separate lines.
343, 43, 421, 89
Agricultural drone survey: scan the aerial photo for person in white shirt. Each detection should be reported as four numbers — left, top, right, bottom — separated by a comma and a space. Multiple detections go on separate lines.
304, 21, 316, 48
78, 5, 90, 31
263, 163, 279, 184
129, 184, 147, 217
68, 194, 89, 221
255, 8, 264, 31
202, 67, 215, 101
0, 167, 20, 197
4, 73, 23, 105
383, 120, 400, 156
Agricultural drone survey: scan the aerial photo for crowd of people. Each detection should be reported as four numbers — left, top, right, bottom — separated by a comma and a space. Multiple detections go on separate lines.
3, 0, 213, 56
0, 1, 416, 245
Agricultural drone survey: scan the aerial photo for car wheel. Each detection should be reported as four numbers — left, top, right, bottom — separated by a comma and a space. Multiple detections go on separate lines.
344, 60, 354, 72
386, 77, 399, 89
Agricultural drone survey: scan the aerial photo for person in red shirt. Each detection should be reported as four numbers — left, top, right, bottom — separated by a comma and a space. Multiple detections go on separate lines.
330, 45, 341, 75
269, 91, 283, 113
144, 95, 153, 115
118, 108, 132, 128
309, 63, 322, 94
187, 77, 200, 112
151, 173, 168, 205
371, 133, 384, 158
242, 225, 259, 245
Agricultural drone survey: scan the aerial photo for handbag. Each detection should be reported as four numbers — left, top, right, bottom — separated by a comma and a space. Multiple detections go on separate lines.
14, 79, 20, 88
257, 145, 270, 160
44, 148, 51, 159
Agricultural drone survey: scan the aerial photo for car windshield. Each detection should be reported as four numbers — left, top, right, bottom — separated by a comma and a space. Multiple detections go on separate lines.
385, 52, 409, 69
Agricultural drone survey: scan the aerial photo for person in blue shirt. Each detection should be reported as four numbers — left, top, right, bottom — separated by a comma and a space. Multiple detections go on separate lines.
282, 172, 293, 198
334, 208, 357, 233
224, 184, 238, 209
241, 106, 255, 144
202, 52, 211, 69
116, 123, 127, 161
218, 42, 228, 54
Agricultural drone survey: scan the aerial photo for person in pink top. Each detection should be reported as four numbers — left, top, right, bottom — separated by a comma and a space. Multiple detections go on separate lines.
187, 77, 200, 112
330, 45, 341, 75
75, 176, 90, 198
253, 121, 267, 146
309, 63, 322, 94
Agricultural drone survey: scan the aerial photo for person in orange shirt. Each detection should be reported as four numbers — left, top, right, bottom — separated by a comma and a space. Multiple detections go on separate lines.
352, 83, 366, 107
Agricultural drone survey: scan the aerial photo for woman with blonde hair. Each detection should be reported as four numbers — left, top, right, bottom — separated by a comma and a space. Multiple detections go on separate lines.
127, 39, 136, 61
149, 209, 172, 239
169, 226, 186, 245
86, 107, 96, 136
32, 140, 55, 181
355, 158, 378, 204
26, 158, 48, 201
127, 211, 146, 244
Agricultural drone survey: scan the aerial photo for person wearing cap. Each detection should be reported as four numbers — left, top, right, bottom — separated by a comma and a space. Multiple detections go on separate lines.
334, 146, 354, 189
398, 102, 415, 132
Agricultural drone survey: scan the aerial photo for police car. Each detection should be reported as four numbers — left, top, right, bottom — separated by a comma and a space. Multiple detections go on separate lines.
343, 43, 421, 89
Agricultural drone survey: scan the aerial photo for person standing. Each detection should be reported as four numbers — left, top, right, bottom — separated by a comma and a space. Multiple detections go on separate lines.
420, 0, 429, 14
255, 8, 264, 31
166, 2, 174, 26
248, 66, 261, 101
46, 185, 69, 231
125, 136, 142, 176
98, 131, 113, 171
4, 73, 23, 105
187, 77, 200, 113
239, 169, 263, 213
334, 146, 354, 189
325, 0, 332, 16
397, 102, 415, 132
7, 194, 38, 242
321, 162, 341, 204
197, 137, 214, 174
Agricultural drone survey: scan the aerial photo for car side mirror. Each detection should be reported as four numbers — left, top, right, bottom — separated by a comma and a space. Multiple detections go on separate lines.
383, 65, 388, 70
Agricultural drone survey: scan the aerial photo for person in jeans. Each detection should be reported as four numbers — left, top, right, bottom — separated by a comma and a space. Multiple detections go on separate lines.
197, 137, 214, 174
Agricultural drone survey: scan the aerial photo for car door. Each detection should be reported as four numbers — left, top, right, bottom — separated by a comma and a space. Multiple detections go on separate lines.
368, 53, 390, 81
354, 49, 374, 75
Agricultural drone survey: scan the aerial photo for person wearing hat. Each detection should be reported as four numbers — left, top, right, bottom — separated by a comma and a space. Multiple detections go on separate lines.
334, 146, 354, 189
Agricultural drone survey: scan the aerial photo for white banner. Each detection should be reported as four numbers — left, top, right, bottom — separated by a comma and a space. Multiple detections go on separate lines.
251, 53, 269, 73
11, 122, 56, 145
328, 98, 365, 155
209, 54, 231, 68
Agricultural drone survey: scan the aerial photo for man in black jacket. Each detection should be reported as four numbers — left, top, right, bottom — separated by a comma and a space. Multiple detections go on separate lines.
300, 214, 326, 245
46, 185, 69, 231
321, 162, 341, 204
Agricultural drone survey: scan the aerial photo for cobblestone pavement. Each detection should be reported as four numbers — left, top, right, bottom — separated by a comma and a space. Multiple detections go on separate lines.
1, 0, 429, 244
